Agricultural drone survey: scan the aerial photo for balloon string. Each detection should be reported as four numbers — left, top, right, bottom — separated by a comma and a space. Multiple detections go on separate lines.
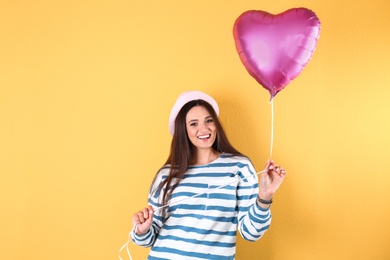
269, 99, 274, 160
153, 169, 267, 211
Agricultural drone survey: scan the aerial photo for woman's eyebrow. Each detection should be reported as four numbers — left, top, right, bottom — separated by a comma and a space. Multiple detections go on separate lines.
187, 119, 199, 124
188, 115, 212, 124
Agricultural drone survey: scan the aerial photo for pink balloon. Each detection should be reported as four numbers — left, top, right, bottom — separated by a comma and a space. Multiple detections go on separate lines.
233, 8, 321, 100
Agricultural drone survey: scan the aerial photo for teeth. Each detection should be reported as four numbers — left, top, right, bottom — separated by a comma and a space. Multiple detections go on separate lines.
198, 134, 210, 139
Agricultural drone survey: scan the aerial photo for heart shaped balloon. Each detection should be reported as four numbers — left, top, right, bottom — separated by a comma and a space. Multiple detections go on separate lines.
233, 8, 321, 100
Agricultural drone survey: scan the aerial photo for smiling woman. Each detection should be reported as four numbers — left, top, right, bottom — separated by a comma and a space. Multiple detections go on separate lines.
130, 90, 287, 259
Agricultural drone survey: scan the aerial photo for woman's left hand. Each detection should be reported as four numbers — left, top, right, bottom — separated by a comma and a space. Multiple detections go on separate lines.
258, 160, 287, 201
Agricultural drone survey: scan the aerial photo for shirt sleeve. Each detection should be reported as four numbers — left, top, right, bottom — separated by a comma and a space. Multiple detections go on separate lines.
131, 169, 166, 247
236, 158, 272, 242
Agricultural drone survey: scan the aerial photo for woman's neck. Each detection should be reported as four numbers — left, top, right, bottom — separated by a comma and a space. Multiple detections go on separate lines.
192, 149, 221, 166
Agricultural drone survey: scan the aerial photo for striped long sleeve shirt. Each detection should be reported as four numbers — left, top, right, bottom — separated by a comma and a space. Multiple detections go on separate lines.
132, 153, 272, 259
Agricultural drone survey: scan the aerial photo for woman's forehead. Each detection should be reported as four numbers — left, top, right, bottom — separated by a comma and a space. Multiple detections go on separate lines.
186, 106, 211, 120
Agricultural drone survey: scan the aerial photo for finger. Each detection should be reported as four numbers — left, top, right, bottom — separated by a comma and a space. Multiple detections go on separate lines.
132, 214, 143, 227
274, 168, 286, 179
277, 165, 286, 174
142, 208, 150, 219
264, 159, 273, 168
264, 161, 275, 174
267, 159, 274, 167
147, 205, 155, 215
137, 211, 145, 223
267, 164, 277, 176
268, 161, 275, 169
145, 212, 154, 225
132, 218, 140, 226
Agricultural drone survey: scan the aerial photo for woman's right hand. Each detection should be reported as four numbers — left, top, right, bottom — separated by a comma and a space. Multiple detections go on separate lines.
132, 205, 154, 235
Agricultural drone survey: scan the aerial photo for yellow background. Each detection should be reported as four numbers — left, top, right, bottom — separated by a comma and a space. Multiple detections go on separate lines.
1, 1, 389, 259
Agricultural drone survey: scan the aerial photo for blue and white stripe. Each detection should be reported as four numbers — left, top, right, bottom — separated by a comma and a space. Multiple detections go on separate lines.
132, 153, 271, 259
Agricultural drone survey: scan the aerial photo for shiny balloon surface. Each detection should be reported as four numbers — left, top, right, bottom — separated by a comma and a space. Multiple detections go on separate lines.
233, 8, 321, 99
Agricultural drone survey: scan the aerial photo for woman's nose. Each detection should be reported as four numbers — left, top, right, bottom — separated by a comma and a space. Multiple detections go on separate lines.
199, 122, 209, 130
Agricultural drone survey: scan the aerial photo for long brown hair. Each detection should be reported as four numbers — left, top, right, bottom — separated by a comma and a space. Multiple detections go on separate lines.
154, 99, 244, 220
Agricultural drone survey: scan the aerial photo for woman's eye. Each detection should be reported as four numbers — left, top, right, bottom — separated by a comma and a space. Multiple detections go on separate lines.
206, 119, 213, 123
190, 123, 197, 127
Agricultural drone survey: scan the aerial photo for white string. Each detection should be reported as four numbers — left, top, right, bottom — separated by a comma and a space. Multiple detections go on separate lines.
118, 225, 137, 260
154, 169, 268, 211
118, 240, 130, 260
269, 99, 274, 160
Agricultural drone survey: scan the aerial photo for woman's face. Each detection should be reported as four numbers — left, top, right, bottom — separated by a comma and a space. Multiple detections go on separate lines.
185, 105, 217, 151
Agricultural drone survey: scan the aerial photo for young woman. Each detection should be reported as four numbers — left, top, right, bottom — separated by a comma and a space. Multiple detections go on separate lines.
131, 90, 286, 259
